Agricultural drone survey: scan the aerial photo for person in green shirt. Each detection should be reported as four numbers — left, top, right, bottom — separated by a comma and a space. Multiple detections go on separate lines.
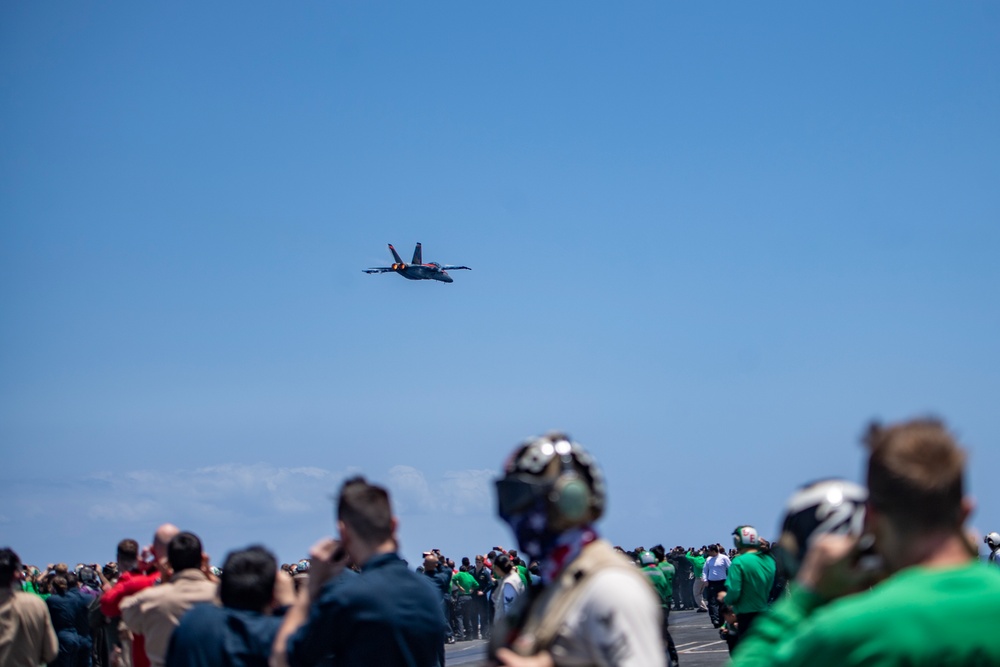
718, 525, 774, 650
685, 549, 707, 612
732, 417, 1000, 667
639, 551, 679, 667
450, 566, 479, 641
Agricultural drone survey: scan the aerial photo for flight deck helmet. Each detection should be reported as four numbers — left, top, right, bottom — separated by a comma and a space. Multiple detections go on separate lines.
638, 550, 657, 566
986, 532, 1000, 550
496, 432, 606, 559
773, 478, 867, 579
733, 526, 760, 549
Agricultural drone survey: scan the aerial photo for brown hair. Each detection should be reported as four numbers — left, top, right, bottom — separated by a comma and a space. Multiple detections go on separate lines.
864, 418, 965, 531
337, 476, 393, 545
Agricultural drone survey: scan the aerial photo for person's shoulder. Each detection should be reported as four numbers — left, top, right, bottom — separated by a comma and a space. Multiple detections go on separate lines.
178, 601, 223, 622
581, 566, 658, 607
14, 590, 49, 612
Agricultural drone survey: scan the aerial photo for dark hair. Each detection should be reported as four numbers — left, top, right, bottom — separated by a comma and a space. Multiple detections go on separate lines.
0, 548, 21, 582
117, 539, 140, 565
168, 532, 203, 572
220, 545, 276, 611
51, 574, 69, 595
494, 553, 513, 574
337, 477, 393, 545
865, 418, 965, 532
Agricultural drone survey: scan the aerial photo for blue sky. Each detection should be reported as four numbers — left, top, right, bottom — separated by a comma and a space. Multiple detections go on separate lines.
2, 2, 998, 569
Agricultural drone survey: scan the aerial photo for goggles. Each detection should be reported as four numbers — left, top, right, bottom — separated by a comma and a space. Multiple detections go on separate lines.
495, 476, 553, 520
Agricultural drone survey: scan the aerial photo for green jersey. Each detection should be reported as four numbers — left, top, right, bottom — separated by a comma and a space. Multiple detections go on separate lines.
641, 564, 671, 607
732, 562, 1000, 667
450, 570, 479, 595
656, 560, 676, 598
725, 550, 775, 614
686, 553, 706, 579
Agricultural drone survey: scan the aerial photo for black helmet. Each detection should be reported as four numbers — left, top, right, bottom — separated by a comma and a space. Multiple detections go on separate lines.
773, 478, 867, 579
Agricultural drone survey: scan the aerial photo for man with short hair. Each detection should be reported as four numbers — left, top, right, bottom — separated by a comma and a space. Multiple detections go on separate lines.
733, 418, 1000, 666
101, 527, 179, 667
0, 547, 58, 667
449, 564, 479, 641
702, 544, 730, 629
121, 531, 218, 667
165, 545, 294, 667
272, 476, 447, 666
421, 552, 455, 645
470, 554, 494, 640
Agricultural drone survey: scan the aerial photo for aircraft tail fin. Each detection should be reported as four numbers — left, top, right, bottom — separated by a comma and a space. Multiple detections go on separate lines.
412, 242, 422, 265
388, 244, 404, 265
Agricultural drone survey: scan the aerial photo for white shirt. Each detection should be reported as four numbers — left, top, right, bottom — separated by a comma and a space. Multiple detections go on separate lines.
548, 568, 665, 667
703, 554, 731, 581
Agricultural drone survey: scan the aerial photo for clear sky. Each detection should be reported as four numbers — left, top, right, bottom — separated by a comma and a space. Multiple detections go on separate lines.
2, 2, 998, 570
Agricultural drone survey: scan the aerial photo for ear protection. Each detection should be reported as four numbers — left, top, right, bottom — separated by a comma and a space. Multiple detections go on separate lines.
551, 471, 592, 524
548, 449, 597, 529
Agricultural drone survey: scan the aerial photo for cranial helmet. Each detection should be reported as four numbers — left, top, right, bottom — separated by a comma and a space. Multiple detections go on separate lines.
774, 478, 867, 579
733, 525, 759, 549
639, 550, 657, 566
986, 532, 1000, 550
496, 432, 606, 534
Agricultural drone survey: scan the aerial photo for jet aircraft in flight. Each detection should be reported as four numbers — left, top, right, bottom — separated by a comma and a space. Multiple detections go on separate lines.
362, 243, 471, 283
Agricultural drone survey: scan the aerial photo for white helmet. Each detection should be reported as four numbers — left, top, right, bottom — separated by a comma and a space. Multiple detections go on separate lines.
986, 532, 1000, 550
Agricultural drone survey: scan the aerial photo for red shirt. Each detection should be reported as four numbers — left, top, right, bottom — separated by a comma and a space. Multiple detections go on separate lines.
100, 570, 160, 667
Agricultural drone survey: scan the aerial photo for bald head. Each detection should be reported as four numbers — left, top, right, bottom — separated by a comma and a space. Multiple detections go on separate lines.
152, 524, 180, 561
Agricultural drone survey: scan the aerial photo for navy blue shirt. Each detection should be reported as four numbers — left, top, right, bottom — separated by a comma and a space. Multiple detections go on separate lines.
165, 603, 283, 667
287, 552, 447, 667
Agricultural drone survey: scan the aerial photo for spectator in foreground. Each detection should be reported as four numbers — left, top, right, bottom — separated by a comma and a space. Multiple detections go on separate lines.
120, 532, 218, 667
271, 476, 447, 667
732, 418, 1000, 666
489, 432, 664, 667
165, 545, 295, 667
0, 547, 58, 667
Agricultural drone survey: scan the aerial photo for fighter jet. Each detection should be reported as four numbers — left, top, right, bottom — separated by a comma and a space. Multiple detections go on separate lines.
363, 243, 471, 283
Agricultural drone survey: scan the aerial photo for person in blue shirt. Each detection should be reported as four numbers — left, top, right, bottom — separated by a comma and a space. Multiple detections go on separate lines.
165, 545, 293, 667
272, 476, 448, 667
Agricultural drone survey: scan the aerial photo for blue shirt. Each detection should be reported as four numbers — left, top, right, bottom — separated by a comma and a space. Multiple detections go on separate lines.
165, 603, 283, 667
287, 553, 447, 667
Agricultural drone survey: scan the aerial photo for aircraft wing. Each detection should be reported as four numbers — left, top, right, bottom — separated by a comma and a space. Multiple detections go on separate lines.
362, 267, 395, 274
439, 265, 471, 271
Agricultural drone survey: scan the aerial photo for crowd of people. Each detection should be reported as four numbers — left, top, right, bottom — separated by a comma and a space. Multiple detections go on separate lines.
3, 417, 1000, 667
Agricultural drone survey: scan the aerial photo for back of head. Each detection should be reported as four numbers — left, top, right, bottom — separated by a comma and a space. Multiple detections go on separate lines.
0, 547, 21, 583
639, 550, 656, 566
337, 476, 394, 546
167, 532, 204, 573
494, 553, 513, 575
865, 418, 965, 532
774, 478, 867, 579
987, 532, 1000, 550
733, 526, 760, 550
153, 524, 181, 561
117, 538, 140, 569
51, 574, 69, 595
220, 545, 276, 611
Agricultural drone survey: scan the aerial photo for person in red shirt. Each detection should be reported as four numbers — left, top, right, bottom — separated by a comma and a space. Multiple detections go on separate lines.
99, 525, 179, 667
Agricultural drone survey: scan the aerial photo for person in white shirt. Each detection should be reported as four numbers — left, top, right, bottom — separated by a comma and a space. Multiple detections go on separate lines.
702, 544, 731, 629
